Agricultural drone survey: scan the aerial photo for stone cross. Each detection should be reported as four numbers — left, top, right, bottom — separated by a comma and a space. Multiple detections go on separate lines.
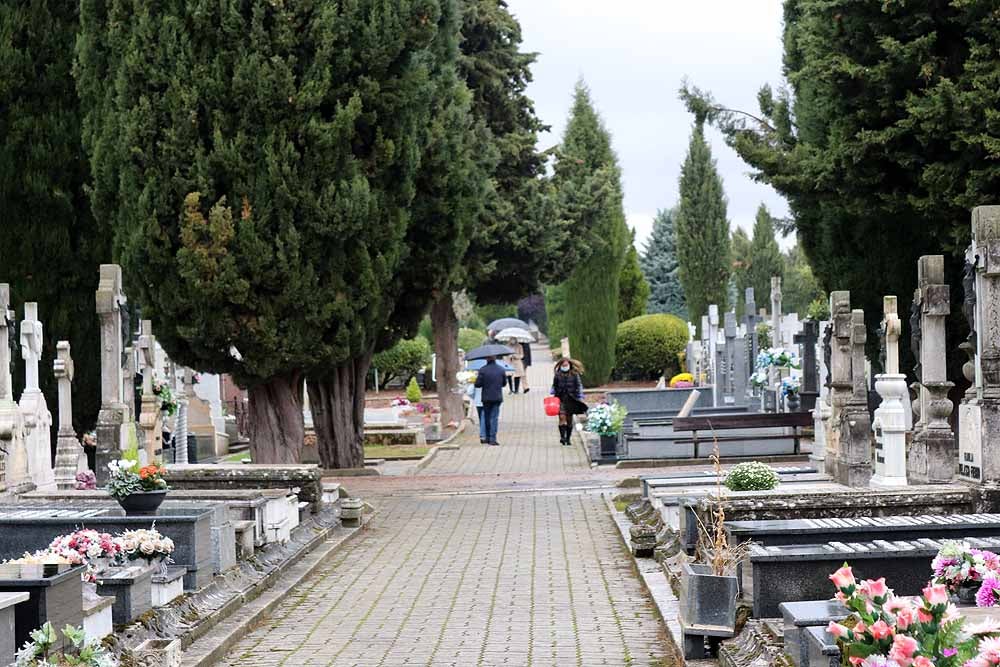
723, 312, 738, 402
20, 303, 42, 392
0, 284, 23, 488
137, 320, 162, 463
770, 277, 782, 348
909, 255, 955, 484
0, 286, 13, 403
95, 265, 128, 482
872, 297, 909, 487
708, 305, 720, 407
53, 342, 86, 490
824, 291, 853, 481
745, 288, 758, 394
836, 309, 872, 487
793, 321, 820, 412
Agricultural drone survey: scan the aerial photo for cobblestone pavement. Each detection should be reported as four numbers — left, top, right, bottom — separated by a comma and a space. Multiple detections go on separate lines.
419, 345, 589, 476
219, 493, 670, 667
214, 342, 673, 667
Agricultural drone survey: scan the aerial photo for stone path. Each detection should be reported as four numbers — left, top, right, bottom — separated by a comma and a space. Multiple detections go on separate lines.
214, 342, 672, 667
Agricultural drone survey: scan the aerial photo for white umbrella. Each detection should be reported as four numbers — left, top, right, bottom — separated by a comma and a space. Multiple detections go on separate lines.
496, 327, 534, 343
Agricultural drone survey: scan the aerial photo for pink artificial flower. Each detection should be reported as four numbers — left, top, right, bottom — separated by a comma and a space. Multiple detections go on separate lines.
830, 564, 857, 590
885, 597, 913, 613
862, 578, 890, 599
923, 584, 949, 606
979, 577, 1000, 608
888, 635, 919, 667
917, 607, 933, 624
827, 621, 850, 639
854, 620, 868, 635
912, 657, 935, 667
895, 606, 917, 631
869, 619, 893, 640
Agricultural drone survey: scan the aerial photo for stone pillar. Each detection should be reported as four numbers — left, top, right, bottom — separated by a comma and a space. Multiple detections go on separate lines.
722, 312, 737, 405
19, 303, 54, 490
794, 320, 820, 412
836, 310, 873, 487
811, 321, 832, 474
769, 278, 782, 410
174, 369, 190, 465
872, 297, 908, 487
53, 342, 86, 490
961, 207, 1000, 483
909, 255, 956, 484
95, 265, 128, 482
708, 305, 719, 407
0, 286, 26, 490
825, 291, 852, 482
137, 320, 162, 464
745, 288, 758, 399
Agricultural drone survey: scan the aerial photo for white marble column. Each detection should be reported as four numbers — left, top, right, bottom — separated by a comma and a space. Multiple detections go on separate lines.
872, 296, 908, 487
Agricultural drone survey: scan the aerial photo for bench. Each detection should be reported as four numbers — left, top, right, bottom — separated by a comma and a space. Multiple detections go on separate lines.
672, 412, 813, 458
749, 536, 1000, 617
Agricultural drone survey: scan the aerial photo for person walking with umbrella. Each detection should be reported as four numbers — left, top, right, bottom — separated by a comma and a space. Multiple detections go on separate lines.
506, 337, 526, 394
551, 357, 587, 446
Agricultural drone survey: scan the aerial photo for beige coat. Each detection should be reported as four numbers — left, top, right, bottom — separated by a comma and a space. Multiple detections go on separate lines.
507, 342, 526, 378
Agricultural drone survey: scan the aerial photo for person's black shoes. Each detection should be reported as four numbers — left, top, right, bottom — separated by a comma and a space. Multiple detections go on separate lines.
489, 441, 500, 447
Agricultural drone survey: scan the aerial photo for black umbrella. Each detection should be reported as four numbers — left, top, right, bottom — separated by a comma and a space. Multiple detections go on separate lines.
464, 343, 516, 361
488, 317, 529, 332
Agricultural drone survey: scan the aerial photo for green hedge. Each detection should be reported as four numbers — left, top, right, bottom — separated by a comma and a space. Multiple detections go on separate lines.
458, 328, 484, 353
372, 337, 431, 387
613, 314, 689, 381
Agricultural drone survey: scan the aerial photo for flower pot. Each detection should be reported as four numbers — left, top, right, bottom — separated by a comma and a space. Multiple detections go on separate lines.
599, 434, 618, 458
957, 582, 980, 604
787, 393, 801, 412
115, 490, 168, 516
679, 561, 739, 635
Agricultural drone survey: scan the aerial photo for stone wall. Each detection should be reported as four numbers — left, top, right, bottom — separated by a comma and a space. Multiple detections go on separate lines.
165, 464, 323, 510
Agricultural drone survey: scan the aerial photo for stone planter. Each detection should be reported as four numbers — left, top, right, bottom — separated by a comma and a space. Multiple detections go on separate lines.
679, 561, 739, 658
131, 638, 182, 667
340, 498, 363, 527
599, 434, 618, 458
956, 582, 979, 604
116, 489, 169, 516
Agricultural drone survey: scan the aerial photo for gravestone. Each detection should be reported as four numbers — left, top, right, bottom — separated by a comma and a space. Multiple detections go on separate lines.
871, 297, 908, 487
137, 319, 162, 464
794, 320, 820, 412
0, 285, 27, 491
708, 305, 719, 407
19, 303, 54, 490
824, 292, 852, 483
811, 322, 832, 474
53, 342, 86, 490
836, 309, 872, 487
745, 287, 758, 390
190, 373, 229, 458
909, 255, 955, 484
719, 312, 744, 406
95, 265, 128, 483
960, 207, 1000, 483
768, 278, 782, 411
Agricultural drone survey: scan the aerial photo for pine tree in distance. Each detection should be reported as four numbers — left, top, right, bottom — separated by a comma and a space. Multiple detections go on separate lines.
640, 208, 686, 316
745, 203, 784, 310
674, 121, 731, 331
618, 227, 650, 322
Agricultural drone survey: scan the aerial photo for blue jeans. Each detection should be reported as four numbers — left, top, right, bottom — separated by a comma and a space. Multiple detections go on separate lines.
482, 401, 501, 443
476, 406, 487, 440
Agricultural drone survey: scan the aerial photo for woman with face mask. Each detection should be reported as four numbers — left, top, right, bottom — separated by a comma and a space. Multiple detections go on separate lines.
550, 357, 587, 446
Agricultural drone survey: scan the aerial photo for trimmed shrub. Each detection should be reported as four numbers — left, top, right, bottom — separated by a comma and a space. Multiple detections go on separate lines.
613, 314, 689, 381
724, 462, 780, 492
405, 377, 423, 403
458, 328, 485, 353
372, 337, 430, 387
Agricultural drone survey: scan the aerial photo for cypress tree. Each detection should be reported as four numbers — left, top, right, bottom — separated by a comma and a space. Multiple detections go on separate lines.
618, 229, 650, 322
0, 1, 106, 439
730, 226, 752, 319
553, 82, 629, 386
675, 122, 731, 330
77, 0, 458, 463
745, 204, 784, 309
640, 208, 686, 316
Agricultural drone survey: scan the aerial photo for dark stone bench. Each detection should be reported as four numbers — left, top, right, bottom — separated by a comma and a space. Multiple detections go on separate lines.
749, 537, 1000, 617
672, 412, 813, 458
728, 513, 1000, 548
96, 565, 153, 625
0, 563, 85, 652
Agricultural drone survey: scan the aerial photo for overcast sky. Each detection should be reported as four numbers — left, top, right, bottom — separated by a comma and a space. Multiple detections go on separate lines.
505, 0, 792, 250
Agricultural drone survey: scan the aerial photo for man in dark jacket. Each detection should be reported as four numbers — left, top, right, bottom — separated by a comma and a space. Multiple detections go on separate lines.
474, 356, 507, 446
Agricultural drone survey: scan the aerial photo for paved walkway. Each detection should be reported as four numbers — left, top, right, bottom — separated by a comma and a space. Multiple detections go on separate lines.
214, 343, 672, 667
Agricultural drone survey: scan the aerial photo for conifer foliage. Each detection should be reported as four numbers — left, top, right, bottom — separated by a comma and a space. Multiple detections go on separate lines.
618, 229, 650, 323
745, 204, 784, 308
640, 208, 686, 316
77, 0, 465, 464
675, 122, 731, 329
552, 83, 629, 387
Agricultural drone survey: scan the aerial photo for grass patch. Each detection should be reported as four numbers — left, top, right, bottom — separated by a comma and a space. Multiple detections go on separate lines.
612, 493, 640, 512
223, 451, 252, 463
364, 445, 430, 460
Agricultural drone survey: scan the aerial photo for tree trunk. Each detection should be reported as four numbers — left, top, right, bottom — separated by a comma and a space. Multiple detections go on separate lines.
309, 353, 371, 469
431, 293, 464, 427
248, 373, 304, 464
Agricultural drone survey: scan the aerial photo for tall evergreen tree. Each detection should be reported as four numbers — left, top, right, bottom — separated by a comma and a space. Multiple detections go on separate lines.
783, 244, 825, 316
640, 208, 686, 316
428, 0, 550, 425
77, 0, 461, 463
618, 228, 650, 322
553, 82, 629, 386
675, 122, 731, 330
0, 1, 106, 440
681, 1, 1000, 371
745, 204, 784, 309
730, 226, 752, 319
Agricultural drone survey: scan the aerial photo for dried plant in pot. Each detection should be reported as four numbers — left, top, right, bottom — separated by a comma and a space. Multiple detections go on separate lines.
679, 437, 750, 648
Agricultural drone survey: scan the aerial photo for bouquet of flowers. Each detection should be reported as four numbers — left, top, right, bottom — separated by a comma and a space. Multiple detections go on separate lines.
390, 397, 410, 407
48, 530, 122, 582
827, 564, 1000, 666
750, 368, 769, 389
15, 622, 117, 667
754, 347, 801, 372
152, 379, 178, 416
106, 459, 169, 500
781, 376, 801, 397
4, 550, 80, 566
115, 527, 175, 564
585, 402, 627, 437
75, 470, 97, 490
456, 370, 477, 386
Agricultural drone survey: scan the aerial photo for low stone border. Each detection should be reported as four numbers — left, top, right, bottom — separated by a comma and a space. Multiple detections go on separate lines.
413, 421, 467, 472
614, 454, 811, 469
602, 494, 691, 666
